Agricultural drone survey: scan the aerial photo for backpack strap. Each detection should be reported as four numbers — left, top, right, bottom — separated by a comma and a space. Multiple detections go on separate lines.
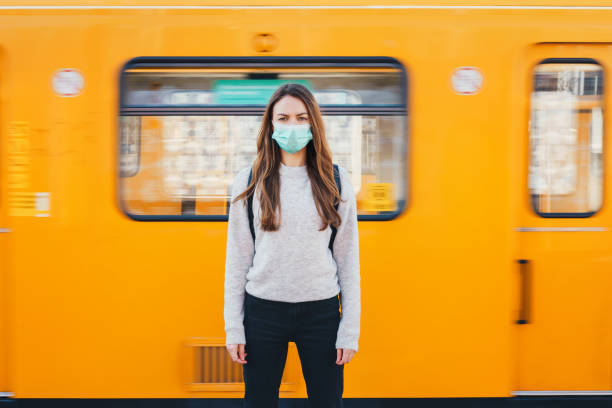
247, 168, 256, 243
246, 164, 342, 255
329, 163, 342, 255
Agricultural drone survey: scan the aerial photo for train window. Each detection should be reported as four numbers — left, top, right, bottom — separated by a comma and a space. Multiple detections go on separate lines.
119, 57, 408, 221
528, 59, 604, 217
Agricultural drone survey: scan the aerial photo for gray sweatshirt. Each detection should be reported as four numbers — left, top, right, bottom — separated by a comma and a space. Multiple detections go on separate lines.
224, 161, 361, 351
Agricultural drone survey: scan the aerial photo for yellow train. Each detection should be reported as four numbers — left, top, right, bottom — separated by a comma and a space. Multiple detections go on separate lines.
1, 0, 611, 406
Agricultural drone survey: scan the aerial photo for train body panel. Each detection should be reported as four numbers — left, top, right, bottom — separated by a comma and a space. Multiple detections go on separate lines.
0, 0, 611, 402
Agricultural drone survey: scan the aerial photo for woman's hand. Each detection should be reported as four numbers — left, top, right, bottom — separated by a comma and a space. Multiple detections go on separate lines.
226, 344, 247, 364
336, 348, 356, 365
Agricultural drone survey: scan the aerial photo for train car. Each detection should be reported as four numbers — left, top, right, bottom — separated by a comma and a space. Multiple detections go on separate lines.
1, 0, 612, 406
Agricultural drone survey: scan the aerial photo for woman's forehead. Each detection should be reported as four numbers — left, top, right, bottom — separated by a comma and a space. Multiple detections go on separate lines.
273, 95, 307, 114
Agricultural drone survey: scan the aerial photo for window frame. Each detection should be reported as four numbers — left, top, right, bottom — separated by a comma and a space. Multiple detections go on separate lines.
118, 56, 409, 221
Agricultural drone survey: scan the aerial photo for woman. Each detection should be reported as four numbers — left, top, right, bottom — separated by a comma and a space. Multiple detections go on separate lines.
224, 83, 361, 408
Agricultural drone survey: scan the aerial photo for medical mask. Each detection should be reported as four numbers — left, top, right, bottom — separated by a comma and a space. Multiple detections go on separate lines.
271, 121, 313, 154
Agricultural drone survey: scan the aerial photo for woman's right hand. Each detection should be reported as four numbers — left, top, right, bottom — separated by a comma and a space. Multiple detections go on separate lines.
226, 344, 247, 364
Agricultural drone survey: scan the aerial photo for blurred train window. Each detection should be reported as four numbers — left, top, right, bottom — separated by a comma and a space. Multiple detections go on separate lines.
529, 59, 603, 217
119, 58, 407, 220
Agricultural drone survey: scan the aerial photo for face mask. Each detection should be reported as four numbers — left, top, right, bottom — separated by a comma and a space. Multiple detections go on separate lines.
271, 121, 313, 154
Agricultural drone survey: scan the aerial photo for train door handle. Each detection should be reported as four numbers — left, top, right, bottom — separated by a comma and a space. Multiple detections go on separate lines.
0, 228, 11, 233
516, 259, 532, 324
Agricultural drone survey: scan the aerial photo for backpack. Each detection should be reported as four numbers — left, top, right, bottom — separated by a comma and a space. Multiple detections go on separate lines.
247, 163, 342, 255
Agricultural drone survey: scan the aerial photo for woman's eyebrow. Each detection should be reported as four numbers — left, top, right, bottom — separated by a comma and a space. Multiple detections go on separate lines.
276, 112, 308, 116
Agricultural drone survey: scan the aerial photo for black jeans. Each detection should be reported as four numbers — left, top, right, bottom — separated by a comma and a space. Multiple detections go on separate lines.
243, 291, 344, 408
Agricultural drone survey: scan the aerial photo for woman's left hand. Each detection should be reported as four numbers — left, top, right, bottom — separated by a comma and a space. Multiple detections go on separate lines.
336, 348, 356, 365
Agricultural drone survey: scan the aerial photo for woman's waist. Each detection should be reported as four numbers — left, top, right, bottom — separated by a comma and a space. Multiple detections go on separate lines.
245, 285, 340, 306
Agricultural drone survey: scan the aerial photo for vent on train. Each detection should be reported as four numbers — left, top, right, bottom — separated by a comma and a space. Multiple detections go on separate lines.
185, 339, 297, 391
193, 345, 243, 383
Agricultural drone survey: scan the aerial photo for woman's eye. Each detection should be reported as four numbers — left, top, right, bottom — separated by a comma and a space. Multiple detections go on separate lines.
299, 117, 307, 121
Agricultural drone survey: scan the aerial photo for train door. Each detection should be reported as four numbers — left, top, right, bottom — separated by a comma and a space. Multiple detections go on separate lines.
514, 46, 612, 394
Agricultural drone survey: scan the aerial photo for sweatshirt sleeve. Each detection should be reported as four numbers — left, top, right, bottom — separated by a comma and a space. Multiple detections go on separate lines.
332, 166, 362, 352
224, 167, 255, 345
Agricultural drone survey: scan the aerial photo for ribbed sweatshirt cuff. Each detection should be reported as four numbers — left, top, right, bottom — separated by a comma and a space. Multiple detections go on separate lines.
335, 335, 359, 352
225, 327, 246, 345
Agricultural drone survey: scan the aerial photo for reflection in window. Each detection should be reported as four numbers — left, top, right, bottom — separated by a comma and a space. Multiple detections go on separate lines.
119, 116, 140, 177
123, 69, 403, 106
529, 61, 603, 216
119, 60, 407, 219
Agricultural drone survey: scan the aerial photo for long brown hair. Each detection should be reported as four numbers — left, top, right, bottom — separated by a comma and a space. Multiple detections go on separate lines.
233, 83, 344, 232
